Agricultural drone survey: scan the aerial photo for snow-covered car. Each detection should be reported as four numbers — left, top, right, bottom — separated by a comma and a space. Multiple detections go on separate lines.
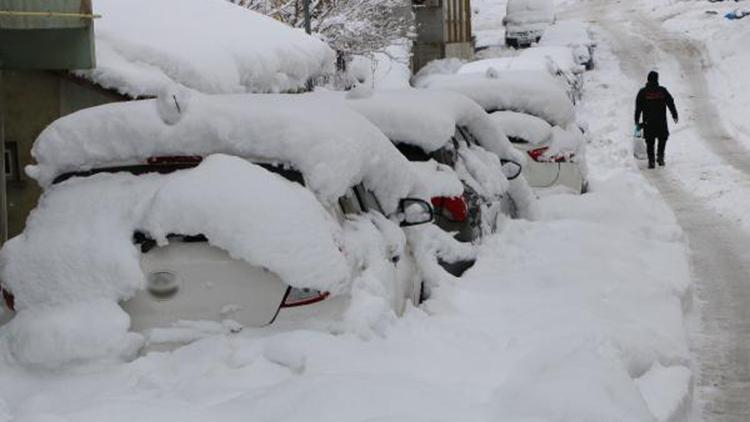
503, 0, 555, 48
457, 54, 582, 104
491, 111, 587, 193
416, 72, 589, 193
539, 21, 596, 70
0, 93, 437, 356
518, 46, 585, 102
346, 89, 530, 242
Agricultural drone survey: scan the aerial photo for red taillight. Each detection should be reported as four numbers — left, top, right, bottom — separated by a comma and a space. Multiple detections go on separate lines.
1, 286, 15, 312
147, 156, 203, 165
527, 147, 570, 163
431, 196, 468, 222
280, 288, 330, 308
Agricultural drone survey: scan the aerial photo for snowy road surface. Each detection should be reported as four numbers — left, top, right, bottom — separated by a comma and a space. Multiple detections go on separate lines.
571, 1, 750, 420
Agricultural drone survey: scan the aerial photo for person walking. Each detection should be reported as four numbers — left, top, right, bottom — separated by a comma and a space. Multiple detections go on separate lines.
635, 71, 679, 168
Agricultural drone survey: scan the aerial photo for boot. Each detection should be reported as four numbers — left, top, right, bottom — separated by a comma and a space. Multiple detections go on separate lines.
657, 158, 665, 167
648, 161, 655, 169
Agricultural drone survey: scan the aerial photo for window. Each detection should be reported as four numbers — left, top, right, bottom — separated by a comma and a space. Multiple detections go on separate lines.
4, 143, 19, 182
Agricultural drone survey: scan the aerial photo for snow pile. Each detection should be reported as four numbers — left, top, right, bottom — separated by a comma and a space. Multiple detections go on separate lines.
458, 56, 554, 76
471, 0, 510, 48
77, 0, 335, 97
28, 93, 413, 213
409, 161, 465, 199
504, 0, 555, 29
416, 71, 576, 127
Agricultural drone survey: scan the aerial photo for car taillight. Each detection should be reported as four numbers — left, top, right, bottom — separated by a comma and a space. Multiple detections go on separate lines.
280, 287, 330, 308
1, 286, 15, 312
527, 147, 570, 163
147, 156, 203, 165
431, 196, 468, 222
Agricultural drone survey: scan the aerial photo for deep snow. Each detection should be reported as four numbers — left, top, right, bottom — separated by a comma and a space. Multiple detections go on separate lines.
0, 1, 698, 420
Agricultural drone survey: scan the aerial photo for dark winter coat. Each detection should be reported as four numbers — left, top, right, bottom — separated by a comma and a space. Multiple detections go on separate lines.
635, 76, 678, 139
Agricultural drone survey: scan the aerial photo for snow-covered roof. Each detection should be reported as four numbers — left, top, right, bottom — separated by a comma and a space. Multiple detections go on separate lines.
539, 21, 595, 49
519, 46, 584, 74
458, 56, 554, 76
505, 0, 555, 26
345, 89, 522, 162
28, 93, 413, 213
416, 72, 576, 127
491, 111, 553, 145
75, 0, 335, 97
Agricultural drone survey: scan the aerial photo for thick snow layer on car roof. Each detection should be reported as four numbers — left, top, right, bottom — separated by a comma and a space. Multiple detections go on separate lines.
416, 72, 576, 127
458, 56, 555, 76
519, 46, 585, 74
505, 0, 555, 25
540, 21, 595, 48
491, 111, 553, 145
28, 93, 413, 213
0, 155, 351, 364
74, 0, 335, 97
346, 89, 523, 162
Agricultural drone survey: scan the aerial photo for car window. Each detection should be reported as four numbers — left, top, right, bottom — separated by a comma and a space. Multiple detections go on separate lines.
457, 126, 479, 146
353, 185, 383, 214
338, 188, 363, 215
395, 142, 431, 162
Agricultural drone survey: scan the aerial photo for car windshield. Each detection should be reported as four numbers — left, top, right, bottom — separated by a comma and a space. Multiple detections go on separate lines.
53, 157, 305, 186
395, 142, 431, 162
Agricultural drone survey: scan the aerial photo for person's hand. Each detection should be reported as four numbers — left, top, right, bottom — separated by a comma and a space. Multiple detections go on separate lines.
673, 116, 679, 124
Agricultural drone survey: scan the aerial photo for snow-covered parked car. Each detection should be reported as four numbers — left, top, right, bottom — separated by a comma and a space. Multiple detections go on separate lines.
346, 88, 533, 242
539, 21, 596, 70
416, 72, 589, 193
503, 0, 555, 48
457, 56, 581, 104
491, 111, 587, 193
0, 93, 437, 362
518, 46, 585, 102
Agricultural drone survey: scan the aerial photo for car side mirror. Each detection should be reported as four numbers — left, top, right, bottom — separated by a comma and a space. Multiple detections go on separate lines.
500, 159, 523, 180
397, 198, 434, 227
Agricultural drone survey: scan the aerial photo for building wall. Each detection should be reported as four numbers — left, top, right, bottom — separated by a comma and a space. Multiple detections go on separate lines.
412, 0, 473, 73
2, 71, 124, 239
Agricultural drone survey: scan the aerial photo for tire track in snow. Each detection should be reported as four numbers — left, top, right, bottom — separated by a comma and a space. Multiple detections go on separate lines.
585, 5, 750, 421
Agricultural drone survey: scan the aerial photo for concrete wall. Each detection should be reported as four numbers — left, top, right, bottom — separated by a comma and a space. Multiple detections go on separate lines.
2, 71, 124, 240
412, 0, 474, 73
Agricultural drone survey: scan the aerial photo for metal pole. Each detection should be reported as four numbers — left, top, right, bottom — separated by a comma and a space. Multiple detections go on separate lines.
0, 68, 7, 243
303, 0, 311, 34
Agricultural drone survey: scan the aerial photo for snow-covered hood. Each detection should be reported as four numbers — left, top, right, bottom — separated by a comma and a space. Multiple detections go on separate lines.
28, 93, 414, 213
74, 0, 335, 96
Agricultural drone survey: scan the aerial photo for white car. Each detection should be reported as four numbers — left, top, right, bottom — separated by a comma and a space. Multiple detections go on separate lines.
345, 89, 529, 241
539, 21, 596, 70
0, 94, 434, 347
503, 0, 555, 48
416, 72, 589, 194
491, 111, 587, 193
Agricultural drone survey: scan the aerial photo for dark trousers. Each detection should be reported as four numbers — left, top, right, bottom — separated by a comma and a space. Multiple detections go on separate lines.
645, 135, 668, 164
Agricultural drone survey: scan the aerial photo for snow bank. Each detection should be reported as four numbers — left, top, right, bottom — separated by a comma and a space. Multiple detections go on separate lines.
539, 21, 595, 66
29, 93, 413, 213
416, 71, 576, 127
519, 46, 585, 75
76, 0, 335, 96
458, 56, 554, 76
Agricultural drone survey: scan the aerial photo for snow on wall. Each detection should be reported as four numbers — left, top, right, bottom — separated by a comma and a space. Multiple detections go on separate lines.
415, 71, 576, 127
28, 93, 414, 214
75, 0, 335, 97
